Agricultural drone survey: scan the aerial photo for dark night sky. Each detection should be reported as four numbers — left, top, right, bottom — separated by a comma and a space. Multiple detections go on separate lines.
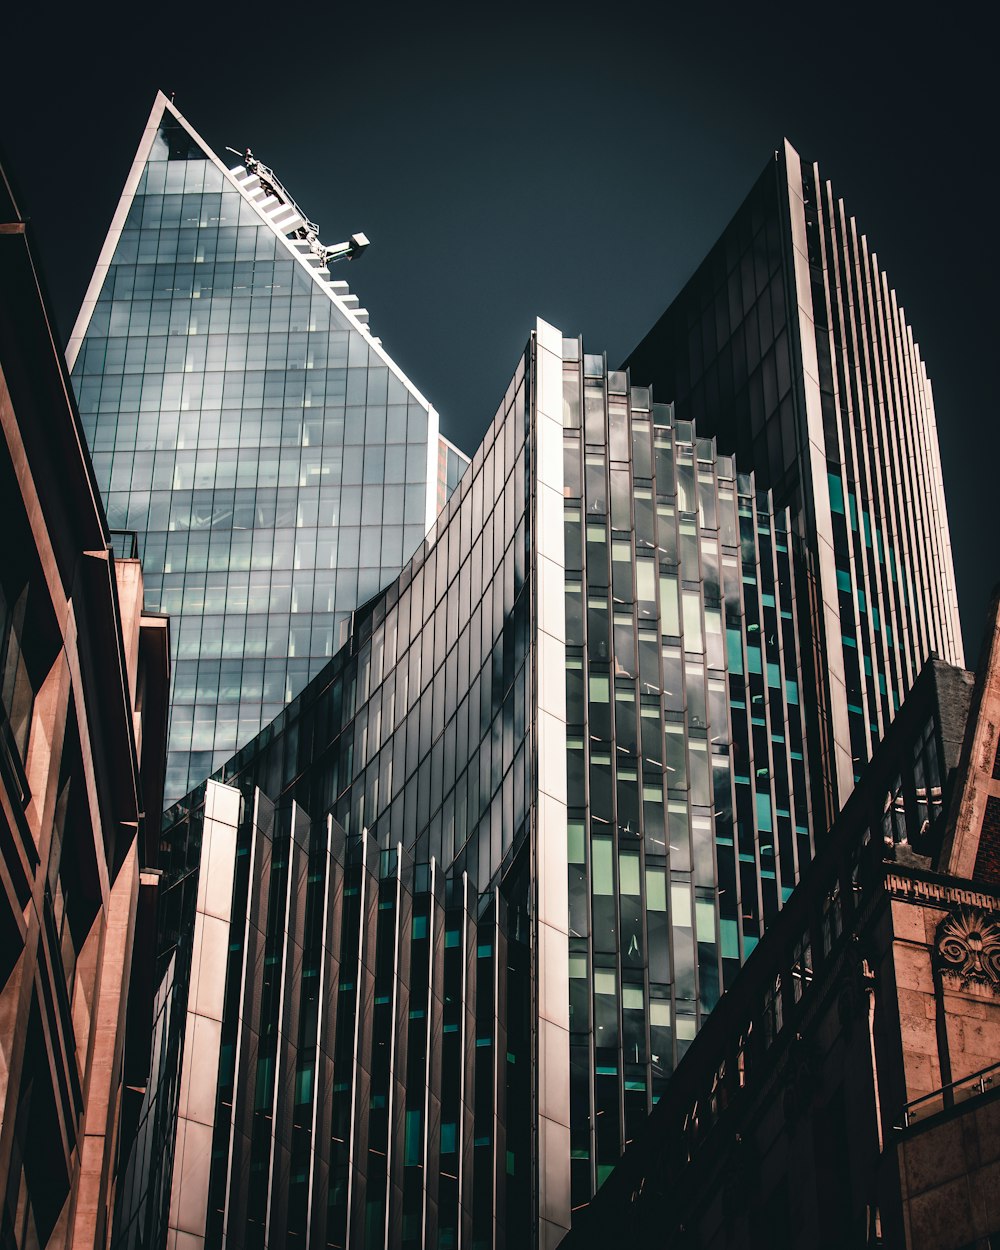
2, 2, 995, 657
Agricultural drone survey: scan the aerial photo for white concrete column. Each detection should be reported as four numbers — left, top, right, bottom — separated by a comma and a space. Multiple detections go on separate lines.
533, 317, 572, 1248
167, 780, 241, 1249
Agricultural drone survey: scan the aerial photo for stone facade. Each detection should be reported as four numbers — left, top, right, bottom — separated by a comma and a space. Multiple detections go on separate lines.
896, 1093, 1000, 1249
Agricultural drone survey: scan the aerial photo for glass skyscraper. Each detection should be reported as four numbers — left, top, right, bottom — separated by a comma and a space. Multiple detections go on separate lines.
627, 140, 964, 828
76, 120, 962, 1250
112, 320, 837, 1250
68, 94, 467, 803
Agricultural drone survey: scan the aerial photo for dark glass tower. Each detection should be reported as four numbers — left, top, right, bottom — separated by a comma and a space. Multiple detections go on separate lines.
68, 94, 467, 803
627, 140, 963, 829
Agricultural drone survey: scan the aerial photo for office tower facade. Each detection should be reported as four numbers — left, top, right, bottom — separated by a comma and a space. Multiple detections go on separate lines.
565, 619, 1000, 1250
68, 94, 468, 804
628, 140, 964, 829
87, 133, 963, 1249
110, 321, 818, 1249
0, 161, 169, 1250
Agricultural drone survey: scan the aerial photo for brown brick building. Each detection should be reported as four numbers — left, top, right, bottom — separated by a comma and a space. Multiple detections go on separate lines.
0, 159, 169, 1249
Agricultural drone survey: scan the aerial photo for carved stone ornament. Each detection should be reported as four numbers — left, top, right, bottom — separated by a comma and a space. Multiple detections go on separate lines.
936, 906, 1000, 991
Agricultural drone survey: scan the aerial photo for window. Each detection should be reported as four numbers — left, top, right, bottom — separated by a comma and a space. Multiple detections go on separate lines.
0, 583, 35, 764
592, 837, 614, 895
821, 881, 842, 955
913, 718, 943, 839
763, 974, 783, 1045
635, 560, 656, 605
791, 934, 813, 1001
882, 777, 906, 845
658, 574, 679, 637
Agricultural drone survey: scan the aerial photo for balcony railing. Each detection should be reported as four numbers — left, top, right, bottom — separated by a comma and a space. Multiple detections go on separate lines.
899, 1059, 1000, 1128
109, 529, 139, 560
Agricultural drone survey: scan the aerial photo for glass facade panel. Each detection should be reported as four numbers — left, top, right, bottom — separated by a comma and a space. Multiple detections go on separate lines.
626, 141, 963, 830
559, 343, 808, 1206
70, 101, 468, 802
111, 336, 533, 1250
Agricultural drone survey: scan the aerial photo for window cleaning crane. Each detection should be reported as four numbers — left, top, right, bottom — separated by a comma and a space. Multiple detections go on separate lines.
226, 146, 370, 265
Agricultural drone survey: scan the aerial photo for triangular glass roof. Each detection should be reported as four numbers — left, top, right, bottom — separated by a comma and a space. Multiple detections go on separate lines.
153, 108, 209, 162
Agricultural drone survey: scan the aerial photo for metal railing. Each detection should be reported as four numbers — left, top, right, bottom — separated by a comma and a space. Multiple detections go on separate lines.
900, 1058, 1000, 1128
109, 529, 139, 560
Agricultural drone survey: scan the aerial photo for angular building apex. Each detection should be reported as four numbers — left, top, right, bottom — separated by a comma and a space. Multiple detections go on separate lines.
69, 93, 470, 800
780, 135, 800, 160
66, 92, 424, 400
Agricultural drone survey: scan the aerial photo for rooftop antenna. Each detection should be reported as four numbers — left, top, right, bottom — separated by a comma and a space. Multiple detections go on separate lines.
225, 145, 370, 265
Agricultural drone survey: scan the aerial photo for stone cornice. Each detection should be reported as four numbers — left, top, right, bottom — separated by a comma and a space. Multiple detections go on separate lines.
885, 870, 1000, 911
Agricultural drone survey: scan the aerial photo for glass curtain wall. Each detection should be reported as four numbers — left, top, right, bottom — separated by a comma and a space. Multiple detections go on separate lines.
559, 341, 809, 1206
112, 342, 536, 1250
625, 140, 963, 831
69, 98, 465, 803
110, 324, 818, 1247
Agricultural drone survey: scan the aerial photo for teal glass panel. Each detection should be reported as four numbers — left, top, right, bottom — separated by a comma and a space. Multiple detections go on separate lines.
726, 628, 743, 673
827, 471, 845, 514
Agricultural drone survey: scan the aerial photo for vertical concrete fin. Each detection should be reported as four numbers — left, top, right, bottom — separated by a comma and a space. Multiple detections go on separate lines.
532, 316, 572, 1245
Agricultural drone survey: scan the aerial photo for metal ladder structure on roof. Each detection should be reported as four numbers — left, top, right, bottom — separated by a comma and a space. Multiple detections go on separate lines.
227, 151, 372, 329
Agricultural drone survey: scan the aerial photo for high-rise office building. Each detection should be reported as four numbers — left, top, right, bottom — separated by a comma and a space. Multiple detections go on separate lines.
0, 156, 169, 1250
113, 316, 883, 1249
627, 140, 964, 828
68, 94, 467, 804
88, 132, 962, 1250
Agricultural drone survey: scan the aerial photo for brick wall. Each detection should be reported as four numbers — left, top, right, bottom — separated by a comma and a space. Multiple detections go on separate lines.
974, 794, 1000, 884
